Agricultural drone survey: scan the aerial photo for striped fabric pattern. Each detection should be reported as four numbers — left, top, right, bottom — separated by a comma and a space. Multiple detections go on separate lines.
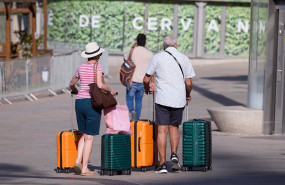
75, 63, 103, 99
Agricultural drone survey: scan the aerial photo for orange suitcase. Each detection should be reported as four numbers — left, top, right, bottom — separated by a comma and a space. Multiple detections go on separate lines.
56, 130, 82, 173
131, 120, 158, 172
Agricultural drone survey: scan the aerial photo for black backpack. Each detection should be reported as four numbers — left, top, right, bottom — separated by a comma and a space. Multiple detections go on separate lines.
120, 46, 136, 90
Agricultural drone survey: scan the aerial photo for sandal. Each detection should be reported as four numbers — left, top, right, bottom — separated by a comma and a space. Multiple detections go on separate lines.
74, 163, 82, 175
81, 170, 95, 176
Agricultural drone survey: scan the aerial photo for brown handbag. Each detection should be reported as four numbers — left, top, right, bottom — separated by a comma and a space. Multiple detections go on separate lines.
88, 63, 117, 109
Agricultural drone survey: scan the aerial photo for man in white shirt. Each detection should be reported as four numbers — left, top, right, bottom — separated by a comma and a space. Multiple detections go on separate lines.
143, 35, 195, 174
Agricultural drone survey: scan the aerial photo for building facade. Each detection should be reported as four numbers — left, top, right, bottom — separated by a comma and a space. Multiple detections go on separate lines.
46, 0, 251, 57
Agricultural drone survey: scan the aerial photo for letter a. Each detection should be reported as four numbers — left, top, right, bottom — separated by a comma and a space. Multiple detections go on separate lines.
207, 20, 219, 32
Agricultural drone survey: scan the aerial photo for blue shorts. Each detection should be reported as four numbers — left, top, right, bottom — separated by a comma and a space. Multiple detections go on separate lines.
75, 98, 101, 135
155, 104, 184, 127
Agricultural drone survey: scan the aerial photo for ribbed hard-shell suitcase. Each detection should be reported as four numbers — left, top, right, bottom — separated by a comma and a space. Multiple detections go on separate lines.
100, 134, 132, 176
130, 120, 158, 171
56, 130, 82, 173
182, 119, 212, 172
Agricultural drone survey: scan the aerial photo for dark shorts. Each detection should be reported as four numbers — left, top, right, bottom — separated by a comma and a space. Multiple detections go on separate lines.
75, 98, 101, 135
155, 103, 184, 127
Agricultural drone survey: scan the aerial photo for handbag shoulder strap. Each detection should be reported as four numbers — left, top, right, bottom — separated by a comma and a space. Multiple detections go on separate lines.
165, 50, 184, 78
93, 63, 98, 83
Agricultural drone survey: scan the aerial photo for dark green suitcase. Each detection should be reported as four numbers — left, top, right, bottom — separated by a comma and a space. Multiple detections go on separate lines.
100, 134, 131, 176
182, 119, 212, 172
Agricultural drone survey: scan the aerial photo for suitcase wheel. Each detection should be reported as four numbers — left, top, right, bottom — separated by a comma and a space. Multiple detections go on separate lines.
117, 171, 123, 175
65, 169, 70, 174
56, 168, 60, 173
141, 167, 146, 172
100, 170, 104, 176
108, 171, 113, 176
202, 167, 207, 172
182, 167, 188, 172
127, 170, 131, 175
208, 166, 212, 171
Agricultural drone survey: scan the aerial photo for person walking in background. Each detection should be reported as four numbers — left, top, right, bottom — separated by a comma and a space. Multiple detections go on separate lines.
143, 35, 195, 174
69, 42, 116, 176
124, 33, 153, 121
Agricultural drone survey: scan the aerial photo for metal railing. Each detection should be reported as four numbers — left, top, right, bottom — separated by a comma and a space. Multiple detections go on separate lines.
0, 48, 109, 104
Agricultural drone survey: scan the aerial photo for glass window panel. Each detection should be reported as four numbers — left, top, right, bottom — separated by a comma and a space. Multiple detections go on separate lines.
0, 15, 5, 45
48, 0, 70, 42
123, 1, 145, 52
0, 2, 7, 46
103, 1, 124, 52
48, 0, 124, 52
146, 3, 174, 53
204, 5, 222, 55
225, 6, 250, 57
177, 4, 195, 54
64, 1, 107, 47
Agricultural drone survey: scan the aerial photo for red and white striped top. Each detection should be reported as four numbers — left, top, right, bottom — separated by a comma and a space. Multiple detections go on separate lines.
75, 62, 103, 99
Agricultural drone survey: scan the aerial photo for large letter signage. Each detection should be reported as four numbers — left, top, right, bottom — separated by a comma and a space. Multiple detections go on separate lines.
92, 15, 101, 28
79, 15, 89, 28
207, 20, 219, 32
237, 20, 249, 33
148, 17, 158, 31
181, 18, 192, 31
161, 18, 172, 31
132, 17, 144, 30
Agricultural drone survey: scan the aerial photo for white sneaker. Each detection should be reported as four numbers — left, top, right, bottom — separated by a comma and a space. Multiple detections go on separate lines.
170, 153, 181, 171
155, 163, 168, 174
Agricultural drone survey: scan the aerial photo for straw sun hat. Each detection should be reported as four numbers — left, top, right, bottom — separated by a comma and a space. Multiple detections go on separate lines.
81, 42, 104, 58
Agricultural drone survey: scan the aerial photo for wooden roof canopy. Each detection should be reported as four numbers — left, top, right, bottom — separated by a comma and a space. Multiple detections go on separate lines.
0, 0, 48, 59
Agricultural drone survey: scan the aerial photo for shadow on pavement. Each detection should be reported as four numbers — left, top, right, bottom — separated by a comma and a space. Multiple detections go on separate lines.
193, 85, 245, 106
53, 165, 101, 174
201, 75, 247, 82
0, 163, 137, 185
0, 163, 31, 173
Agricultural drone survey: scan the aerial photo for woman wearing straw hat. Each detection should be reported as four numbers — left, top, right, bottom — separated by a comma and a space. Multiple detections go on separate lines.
69, 42, 116, 175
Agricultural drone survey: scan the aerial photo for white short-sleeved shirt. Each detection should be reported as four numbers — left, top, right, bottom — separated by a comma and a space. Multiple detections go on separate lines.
145, 47, 195, 108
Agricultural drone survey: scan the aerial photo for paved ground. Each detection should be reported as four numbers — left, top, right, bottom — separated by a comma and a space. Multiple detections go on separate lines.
0, 58, 285, 185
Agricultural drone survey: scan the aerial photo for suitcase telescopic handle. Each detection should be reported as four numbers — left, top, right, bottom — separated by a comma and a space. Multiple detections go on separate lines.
185, 102, 189, 122
147, 92, 155, 123
71, 94, 75, 133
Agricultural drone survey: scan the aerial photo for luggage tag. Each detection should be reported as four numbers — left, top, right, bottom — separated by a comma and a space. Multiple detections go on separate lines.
72, 132, 77, 141
72, 130, 79, 141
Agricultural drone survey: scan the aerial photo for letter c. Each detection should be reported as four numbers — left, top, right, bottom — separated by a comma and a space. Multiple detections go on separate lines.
133, 17, 143, 30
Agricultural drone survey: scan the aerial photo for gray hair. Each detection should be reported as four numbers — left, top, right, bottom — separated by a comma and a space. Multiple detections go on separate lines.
163, 35, 177, 49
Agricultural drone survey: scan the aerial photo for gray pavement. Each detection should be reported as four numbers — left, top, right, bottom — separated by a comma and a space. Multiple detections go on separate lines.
1, 59, 285, 185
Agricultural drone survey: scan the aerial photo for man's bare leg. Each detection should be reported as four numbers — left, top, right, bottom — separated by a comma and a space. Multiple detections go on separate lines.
157, 125, 169, 165
169, 125, 180, 154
